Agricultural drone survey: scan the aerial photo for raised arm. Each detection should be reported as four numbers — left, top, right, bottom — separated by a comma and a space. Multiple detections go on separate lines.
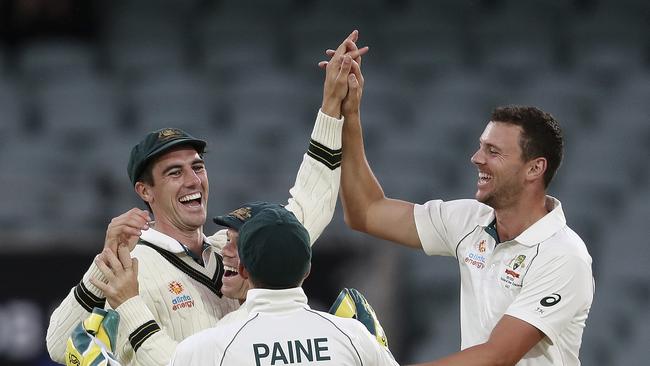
285, 30, 368, 245
339, 50, 422, 249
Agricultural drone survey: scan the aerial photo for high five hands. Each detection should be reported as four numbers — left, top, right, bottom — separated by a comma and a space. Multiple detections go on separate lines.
320, 30, 368, 118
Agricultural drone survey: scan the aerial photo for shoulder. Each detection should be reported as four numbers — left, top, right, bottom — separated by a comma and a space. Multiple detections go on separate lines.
131, 242, 159, 256
174, 326, 226, 365
178, 327, 221, 350
304, 310, 371, 339
219, 308, 250, 326
416, 199, 493, 226
178, 316, 250, 351
524, 228, 594, 291
539, 226, 592, 267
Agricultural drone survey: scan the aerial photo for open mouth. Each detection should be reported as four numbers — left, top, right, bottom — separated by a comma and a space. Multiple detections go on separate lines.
478, 172, 492, 185
224, 265, 239, 277
179, 192, 202, 207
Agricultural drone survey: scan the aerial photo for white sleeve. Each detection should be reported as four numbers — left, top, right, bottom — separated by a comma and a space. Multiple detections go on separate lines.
46, 261, 107, 364
169, 333, 210, 366
414, 199, 487, 257
113, 295, 178, 366
505, 252, 594, 344
285, 109, 343, 245
205, 228, 228, 254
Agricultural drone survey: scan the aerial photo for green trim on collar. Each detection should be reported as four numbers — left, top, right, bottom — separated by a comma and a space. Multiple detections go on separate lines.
138, 240, 224, 297
179, 241, 210, 266
485, 219, 500, 243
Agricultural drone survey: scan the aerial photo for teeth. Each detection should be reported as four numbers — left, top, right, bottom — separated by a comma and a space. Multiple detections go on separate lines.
179, 192, 201, 202
478, 172, 492, 182
224, 265, 238, 274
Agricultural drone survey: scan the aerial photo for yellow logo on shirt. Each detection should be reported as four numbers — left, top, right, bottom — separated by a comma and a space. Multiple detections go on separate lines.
168, 281, 195, 311
478, 240, 487, 253
168, 281, 184, 295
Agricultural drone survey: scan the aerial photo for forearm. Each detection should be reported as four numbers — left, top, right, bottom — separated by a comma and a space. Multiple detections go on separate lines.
285, 109, 343, 245
46, 262, 107, 363
341, 111, 386, 232
408, 315, 544, 366
321, 80, 343, 119
46, 287, 95, 364
408, 343, 509, 366
114, 296, 176, 366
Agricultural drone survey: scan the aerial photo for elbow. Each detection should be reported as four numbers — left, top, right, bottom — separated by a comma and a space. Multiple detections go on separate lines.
341, 194, 385, 233
343, 211, 365, 232
341, 202, 371, 233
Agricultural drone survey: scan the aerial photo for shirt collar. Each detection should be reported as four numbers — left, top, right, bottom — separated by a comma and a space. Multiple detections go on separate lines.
139, 227, 210, 253
243, 288, 309, 314
477, 196, 566, 247
514, 196, 566, 246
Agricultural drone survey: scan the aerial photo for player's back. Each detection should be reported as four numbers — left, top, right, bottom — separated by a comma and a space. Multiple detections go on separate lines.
219, 306, 372, 365
172, 288, 397, 366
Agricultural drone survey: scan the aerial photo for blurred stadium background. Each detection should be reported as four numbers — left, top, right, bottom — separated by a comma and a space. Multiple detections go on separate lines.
0, 0, 648, 365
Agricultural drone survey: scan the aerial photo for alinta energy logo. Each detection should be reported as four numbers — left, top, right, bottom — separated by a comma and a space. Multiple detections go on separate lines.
464, 240, 488, 269
168, 281, 195, 311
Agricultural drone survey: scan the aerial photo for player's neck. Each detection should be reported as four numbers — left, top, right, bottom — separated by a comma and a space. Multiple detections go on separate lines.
494, 192, 548, 242
155, 221, 204, 252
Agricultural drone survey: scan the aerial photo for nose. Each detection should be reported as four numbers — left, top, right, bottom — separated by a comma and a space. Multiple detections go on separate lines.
471, 149, 484, 166
223, 235, 238, 255
222, 240, 235, 256
184, 168, 202, 187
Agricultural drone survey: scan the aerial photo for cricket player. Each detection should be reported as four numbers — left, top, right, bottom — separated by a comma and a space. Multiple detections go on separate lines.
170, 205, 399, 366
334, 36, 595, 365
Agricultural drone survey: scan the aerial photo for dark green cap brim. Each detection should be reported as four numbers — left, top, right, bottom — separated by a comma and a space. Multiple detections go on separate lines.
213, 215, 244, 230
212, 201, 280, 231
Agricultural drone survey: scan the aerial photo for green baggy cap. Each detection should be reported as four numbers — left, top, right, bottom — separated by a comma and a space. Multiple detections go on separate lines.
238, 206, 311, 289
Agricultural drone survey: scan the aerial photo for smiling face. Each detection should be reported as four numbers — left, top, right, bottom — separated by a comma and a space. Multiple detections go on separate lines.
470, 121, 529, 210
136, 147, 209, 233
220, 228, 250, 301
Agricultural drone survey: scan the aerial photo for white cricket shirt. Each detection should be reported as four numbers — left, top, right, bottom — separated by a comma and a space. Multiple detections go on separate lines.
414, 196, 594, 366
171, 288, 399, 366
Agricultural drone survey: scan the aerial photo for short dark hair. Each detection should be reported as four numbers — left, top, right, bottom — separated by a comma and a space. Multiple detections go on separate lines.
490, 105, 563, 187
138, 162, 155, 212
138, 162, 155, 186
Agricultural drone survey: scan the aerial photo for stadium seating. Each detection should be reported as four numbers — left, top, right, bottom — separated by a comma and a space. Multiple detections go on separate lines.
1, 0, 648, 363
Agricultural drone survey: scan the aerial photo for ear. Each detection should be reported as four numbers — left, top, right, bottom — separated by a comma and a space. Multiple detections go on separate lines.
135, 181, 153, 204
303, 263, 311, 280
294, 264, 311, 287
238, 263, 249, 280
526, 157, 547, 182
